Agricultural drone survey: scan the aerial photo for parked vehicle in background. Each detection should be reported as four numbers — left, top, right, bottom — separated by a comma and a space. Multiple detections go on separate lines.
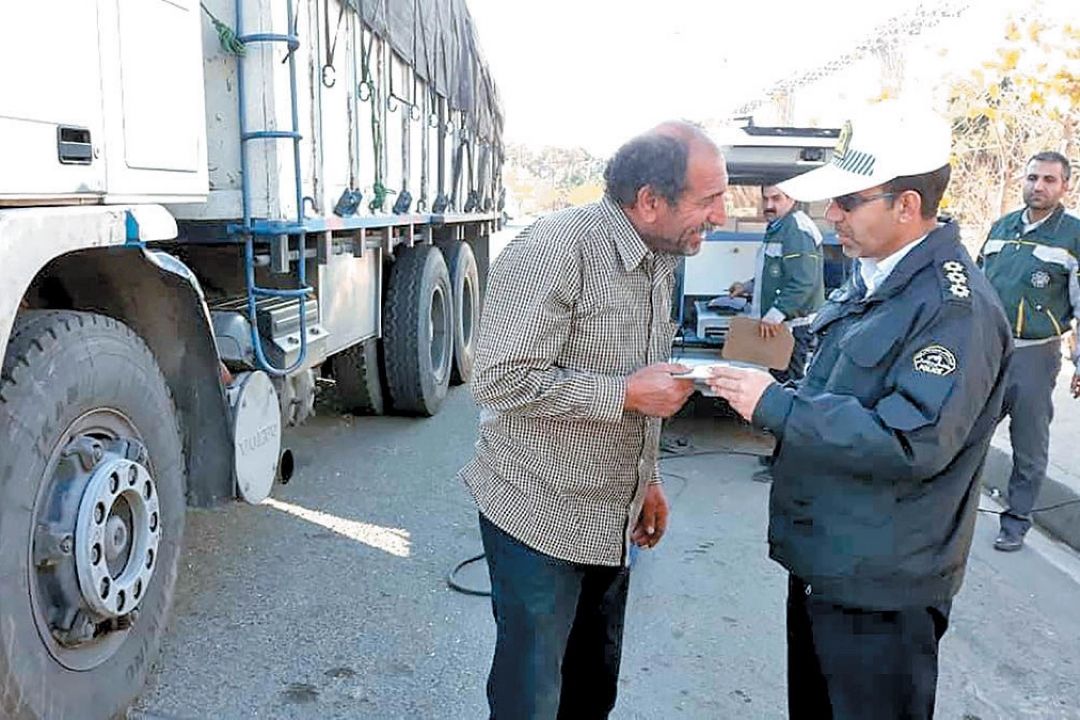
0, 1, 501, 717
673, 123, 851, 365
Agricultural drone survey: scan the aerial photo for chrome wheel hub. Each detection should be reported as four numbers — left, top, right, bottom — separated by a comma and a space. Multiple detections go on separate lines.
73, 456, 160, 619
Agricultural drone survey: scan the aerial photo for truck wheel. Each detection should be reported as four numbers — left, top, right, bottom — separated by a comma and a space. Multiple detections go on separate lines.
329, 338, 385, 415
0, 311, 185, 720
446, 241, 480, 385
383, 245, 453, 415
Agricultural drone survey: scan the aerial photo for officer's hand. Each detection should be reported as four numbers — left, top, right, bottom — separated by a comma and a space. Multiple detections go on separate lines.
729, 282, 746, 298
632, 483, 669, 548
705, 366, 776, 421
759, 319, 782, 339
625, 364, 695, 418
1071, 371, 1080, 399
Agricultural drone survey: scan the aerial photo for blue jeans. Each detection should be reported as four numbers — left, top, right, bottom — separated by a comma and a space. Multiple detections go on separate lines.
478, 513, 630, 720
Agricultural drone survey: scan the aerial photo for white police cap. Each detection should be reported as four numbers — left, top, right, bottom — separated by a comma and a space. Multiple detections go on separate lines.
778, 100, 952, 202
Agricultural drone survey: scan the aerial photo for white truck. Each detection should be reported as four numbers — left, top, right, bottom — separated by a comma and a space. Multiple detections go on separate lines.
0, 1, 501, 717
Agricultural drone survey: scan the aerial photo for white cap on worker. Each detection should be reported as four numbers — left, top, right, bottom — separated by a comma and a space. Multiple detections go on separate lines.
778, 101, 952, 202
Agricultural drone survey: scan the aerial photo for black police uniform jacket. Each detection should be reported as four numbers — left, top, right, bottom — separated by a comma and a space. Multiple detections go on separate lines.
752, 221, 1012, 610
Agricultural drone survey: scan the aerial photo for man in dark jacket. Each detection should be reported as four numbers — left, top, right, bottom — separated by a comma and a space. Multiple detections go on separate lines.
978, 151, 1080, 552
706, 101, 1012, 719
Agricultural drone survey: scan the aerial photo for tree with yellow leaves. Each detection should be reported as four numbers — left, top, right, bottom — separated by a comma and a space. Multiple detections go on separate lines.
944, 14, 1080, 250
503, 144, 606, 215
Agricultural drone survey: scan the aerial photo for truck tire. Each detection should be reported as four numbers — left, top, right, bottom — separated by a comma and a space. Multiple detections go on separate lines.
446, 241, 480, 385
0, 311, 185, 720
383, 245, 453, 415
329, 338, 385, 415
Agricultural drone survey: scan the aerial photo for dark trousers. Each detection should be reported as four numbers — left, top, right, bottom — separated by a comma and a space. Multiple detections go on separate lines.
786, 576, 951, 720
772, 325, 816, 385
479, 513, 630, 720
761, 323, 815, 473
999, 340, 1062, 536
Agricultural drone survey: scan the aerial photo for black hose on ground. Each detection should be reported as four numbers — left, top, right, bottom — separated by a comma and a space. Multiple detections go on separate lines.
446, 552, 489, 597
445, 446, 768, 597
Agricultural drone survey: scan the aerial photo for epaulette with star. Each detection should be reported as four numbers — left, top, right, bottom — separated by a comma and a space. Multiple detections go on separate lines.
940, 260, 971, 302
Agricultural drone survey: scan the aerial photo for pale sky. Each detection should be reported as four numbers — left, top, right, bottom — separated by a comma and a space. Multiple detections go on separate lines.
464, 0, 1025, 155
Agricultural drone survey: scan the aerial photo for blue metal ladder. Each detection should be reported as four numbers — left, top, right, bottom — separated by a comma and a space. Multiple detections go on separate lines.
231, 0, 311, 377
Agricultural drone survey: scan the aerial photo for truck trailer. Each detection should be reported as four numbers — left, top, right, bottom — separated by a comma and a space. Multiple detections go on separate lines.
0, 1, 502, 717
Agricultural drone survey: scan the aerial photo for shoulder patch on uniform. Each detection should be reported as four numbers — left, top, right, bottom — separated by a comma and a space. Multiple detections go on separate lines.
941, 260, 971, 300
913, 344, 957, 376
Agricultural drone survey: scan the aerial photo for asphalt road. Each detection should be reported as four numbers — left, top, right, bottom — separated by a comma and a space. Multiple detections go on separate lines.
133, 390, 1080, 720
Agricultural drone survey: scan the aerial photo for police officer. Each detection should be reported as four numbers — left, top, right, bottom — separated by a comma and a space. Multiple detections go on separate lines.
978, 151, 1080, 552
729, 185, 826, 383
706, 102, 1012, 719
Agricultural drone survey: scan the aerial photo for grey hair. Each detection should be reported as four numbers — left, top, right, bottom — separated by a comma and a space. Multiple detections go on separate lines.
603, 133, 689, 206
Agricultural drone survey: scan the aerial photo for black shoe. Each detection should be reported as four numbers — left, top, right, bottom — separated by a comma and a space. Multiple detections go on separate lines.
993, 529, 1024, 552
751, 467, 773, 484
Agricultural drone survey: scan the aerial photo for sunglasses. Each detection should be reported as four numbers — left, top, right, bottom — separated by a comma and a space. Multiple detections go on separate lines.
830, 191, 896, 212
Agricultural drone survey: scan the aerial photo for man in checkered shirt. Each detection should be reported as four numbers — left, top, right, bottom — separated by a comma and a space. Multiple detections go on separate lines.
458, 122, 728, 719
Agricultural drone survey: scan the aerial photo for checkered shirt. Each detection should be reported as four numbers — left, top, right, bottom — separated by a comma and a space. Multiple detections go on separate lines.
458, 196, 679, 566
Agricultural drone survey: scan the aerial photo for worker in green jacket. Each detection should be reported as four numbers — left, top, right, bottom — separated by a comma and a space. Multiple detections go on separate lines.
729, 185, 826, 383
978, 150, 1080, 552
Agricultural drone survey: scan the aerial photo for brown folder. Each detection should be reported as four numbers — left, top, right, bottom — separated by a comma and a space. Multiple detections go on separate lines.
721, 317, 795, 370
